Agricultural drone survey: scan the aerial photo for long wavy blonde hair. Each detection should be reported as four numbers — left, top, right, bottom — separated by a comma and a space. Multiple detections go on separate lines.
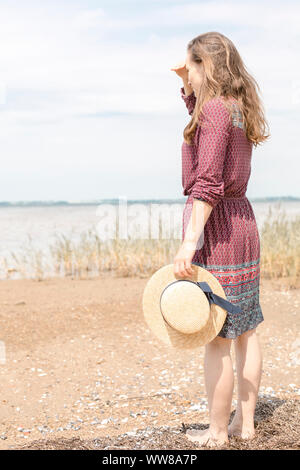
184, 32, 270, 147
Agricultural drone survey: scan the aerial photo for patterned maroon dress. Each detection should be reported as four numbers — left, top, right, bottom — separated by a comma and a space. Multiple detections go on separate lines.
180, 86, 264, 339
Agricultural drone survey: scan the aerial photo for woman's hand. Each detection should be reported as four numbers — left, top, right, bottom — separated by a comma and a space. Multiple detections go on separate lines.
173, 240, 197, 279
170, 61, 188, 80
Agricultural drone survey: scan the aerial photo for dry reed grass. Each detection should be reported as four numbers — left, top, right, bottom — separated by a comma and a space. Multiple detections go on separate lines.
1, 205, 299, 285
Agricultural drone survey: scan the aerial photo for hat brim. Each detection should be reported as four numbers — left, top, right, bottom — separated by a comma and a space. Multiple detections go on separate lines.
142, 263, 228, 349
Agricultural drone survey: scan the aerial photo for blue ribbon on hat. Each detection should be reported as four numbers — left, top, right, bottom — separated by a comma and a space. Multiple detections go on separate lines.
195, 280, 242, 315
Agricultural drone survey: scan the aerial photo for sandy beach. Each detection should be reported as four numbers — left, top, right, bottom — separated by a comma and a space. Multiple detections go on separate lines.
0, 273, 299, 450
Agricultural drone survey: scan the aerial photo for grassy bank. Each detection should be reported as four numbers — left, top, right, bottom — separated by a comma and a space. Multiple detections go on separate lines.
1, 206, 299, 286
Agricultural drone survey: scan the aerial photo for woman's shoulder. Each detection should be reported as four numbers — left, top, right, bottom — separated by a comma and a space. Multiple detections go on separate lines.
200, 96, 234, 129
202, 95, 237, 113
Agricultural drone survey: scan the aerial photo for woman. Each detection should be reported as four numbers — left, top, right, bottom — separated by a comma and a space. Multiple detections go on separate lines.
171, 32, 270, 447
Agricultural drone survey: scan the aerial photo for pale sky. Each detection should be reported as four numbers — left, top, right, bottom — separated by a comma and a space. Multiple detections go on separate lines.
0, 0, 299, 202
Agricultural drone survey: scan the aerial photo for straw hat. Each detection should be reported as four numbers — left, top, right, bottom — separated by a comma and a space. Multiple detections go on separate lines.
142, 263, 241, 349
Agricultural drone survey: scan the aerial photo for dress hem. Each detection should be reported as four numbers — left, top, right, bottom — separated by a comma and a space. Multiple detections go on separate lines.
217, 315, 264, 339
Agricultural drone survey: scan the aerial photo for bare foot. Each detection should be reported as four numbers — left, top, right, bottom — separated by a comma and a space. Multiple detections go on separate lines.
185, 428, 229, 448
228, 421, 255, 440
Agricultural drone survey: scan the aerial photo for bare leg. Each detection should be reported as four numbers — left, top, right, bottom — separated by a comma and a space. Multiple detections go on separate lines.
229, 328, 263, 439
185, 336, 233, 447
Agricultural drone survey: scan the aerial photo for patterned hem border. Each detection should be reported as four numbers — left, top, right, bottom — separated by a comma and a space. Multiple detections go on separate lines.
217, 316, 264, 339
192, 259, 260, 270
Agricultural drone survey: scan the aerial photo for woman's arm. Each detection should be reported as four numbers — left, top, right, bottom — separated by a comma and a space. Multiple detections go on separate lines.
174, 98, 231, 278
173, 199, 213, 278
182, 77, 193, 97
170, 61, 196, 115
191, 98, 231, 208
180, 78, 196, 116
183, 199, 213, 246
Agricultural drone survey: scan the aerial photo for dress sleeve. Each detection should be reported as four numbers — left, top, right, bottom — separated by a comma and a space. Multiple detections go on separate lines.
180, 86, 196, 116
191, 98, 232, 209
